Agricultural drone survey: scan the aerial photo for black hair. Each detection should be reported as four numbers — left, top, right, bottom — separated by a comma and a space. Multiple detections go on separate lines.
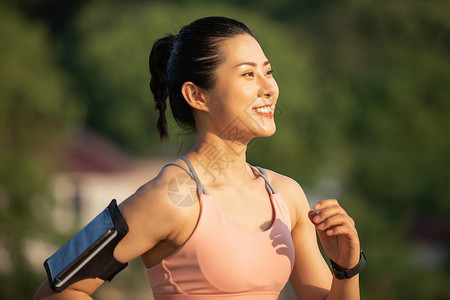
149, 16, 255, 139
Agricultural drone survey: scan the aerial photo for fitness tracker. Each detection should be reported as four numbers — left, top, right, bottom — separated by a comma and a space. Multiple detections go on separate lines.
330, 248, 366, 280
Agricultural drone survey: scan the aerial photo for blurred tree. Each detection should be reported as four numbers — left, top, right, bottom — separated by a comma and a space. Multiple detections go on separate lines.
285, 2, 450, 299
0, 3, 81, 298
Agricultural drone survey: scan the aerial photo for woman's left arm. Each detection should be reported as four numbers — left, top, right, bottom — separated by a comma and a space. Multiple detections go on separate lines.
272, 173, 361, 300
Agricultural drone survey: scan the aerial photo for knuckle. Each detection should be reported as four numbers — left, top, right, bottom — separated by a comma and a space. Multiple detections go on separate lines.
343, 217, 352, 226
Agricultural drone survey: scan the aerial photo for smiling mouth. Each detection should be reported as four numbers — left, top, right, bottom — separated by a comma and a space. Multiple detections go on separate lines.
252, 105, 274, 118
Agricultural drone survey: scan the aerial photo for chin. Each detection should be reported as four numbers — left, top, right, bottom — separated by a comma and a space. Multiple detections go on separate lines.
257, 124, 276, 138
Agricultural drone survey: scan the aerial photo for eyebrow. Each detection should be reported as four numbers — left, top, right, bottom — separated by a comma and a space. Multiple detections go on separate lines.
233, 60, 271, 68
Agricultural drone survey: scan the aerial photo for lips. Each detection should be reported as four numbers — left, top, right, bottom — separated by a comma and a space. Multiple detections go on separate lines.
252, 105, 274, 118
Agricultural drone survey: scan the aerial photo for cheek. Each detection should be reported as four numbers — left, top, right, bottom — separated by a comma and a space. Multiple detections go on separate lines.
211, 83, 250, 112
207, 90, 237, 124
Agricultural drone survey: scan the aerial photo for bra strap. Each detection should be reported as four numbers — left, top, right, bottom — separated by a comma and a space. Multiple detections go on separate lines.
164, 162, 193, 179
180, 156, 209, 195
251, 166, 277, 195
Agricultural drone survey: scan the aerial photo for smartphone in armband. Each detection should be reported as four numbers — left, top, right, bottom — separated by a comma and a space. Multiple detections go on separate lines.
44, 199, 128, 292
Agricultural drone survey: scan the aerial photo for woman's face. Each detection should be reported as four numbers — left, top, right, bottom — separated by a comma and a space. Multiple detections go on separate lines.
204, 34, 279, 143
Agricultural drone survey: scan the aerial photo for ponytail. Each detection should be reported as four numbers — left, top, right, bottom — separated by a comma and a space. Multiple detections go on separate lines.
149, 34, 175, 140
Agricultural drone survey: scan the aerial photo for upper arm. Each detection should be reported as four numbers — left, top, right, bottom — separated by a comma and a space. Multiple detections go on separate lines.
34, 166, 190, 299
268, 171, 333, 299
113, 181, 182, 263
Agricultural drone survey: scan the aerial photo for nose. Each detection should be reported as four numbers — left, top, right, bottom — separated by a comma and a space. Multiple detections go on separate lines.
258, 76, 278, 99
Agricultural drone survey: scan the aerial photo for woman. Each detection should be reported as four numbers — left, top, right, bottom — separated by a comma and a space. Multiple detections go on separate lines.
34, 16, 364, 299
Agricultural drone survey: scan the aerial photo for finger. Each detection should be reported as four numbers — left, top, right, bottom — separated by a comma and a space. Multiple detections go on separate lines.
316, 214, 354, 231
313, 200, 356, 227
308, 210, 318, 223
324, 223, 358, 237
313, 199, 339, 211
319, 206, 356, 228
312, 206, 344, 224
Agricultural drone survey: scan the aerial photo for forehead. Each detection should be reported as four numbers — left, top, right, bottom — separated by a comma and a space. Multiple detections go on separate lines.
219, 34, 268, 66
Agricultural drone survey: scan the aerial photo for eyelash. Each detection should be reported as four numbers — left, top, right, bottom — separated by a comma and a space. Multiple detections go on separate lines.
242, 70, 274, 77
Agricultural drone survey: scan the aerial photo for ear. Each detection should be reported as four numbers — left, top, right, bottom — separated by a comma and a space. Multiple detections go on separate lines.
181, 81, 209, 112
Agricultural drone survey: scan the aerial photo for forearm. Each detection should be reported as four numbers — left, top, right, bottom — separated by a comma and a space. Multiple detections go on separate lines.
325, 275, 360, 300
34, 292, 93, 300
33, 280, 93, 300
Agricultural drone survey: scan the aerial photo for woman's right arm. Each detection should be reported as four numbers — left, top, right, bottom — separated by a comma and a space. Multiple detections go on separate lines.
33, 167, 191, 299
33, 278, 103, 300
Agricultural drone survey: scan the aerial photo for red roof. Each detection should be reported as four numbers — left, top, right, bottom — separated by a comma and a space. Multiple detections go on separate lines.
63, 128, 135, 173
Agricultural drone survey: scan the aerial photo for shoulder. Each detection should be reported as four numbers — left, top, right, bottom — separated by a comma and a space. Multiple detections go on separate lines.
263, 168, 311, 229
263, 168, 304, 195
134, 161, 196, 205
114, 161, 200, 261
123, 161, 199, 226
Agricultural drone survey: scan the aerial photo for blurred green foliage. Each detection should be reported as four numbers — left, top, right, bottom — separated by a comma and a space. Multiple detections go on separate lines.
0, 2, 81, 298
0, 0, 449, 299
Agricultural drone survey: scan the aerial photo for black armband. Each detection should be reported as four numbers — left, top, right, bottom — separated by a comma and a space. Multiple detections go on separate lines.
44, 200, 128, 292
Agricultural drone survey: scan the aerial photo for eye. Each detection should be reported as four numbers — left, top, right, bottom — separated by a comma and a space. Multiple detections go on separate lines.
243, 72, 254, 77
266, 69, 274, 76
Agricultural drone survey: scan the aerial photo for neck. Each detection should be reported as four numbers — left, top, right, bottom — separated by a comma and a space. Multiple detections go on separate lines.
187, 131, 252, 187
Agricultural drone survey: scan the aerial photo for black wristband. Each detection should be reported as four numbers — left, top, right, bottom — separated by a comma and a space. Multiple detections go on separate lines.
330, 249, 366, 280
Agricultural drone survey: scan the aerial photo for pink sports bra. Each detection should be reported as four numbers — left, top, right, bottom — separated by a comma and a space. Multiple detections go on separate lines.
147, 157, 295, 299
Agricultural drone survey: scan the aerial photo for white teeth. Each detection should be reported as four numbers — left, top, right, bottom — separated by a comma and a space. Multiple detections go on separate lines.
255, 106, 272, 113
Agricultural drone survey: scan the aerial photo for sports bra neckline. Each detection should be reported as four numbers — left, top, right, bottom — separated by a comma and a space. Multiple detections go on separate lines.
201, 193, 280, 235
165, 156, 279, 234
169, 156, 277, 195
